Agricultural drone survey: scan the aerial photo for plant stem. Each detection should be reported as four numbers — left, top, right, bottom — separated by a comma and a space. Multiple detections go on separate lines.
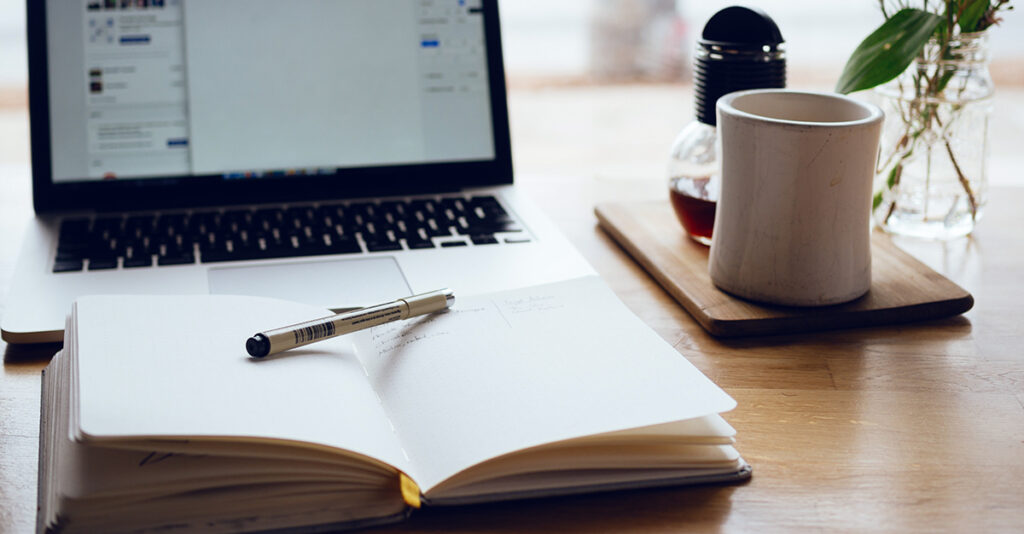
877, 132, 910, 174
931, 102, 980, 221
883, 163, 905, 224
944, 140, 979, 220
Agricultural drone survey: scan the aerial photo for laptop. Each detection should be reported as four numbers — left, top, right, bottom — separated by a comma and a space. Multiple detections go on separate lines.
2, 0, 594, 344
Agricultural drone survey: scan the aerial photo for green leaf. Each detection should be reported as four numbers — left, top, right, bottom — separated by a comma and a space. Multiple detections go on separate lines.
959, 0, 990, 32
835, 8, 944, 94
886, 165, 900, 188
936, 69, 956, 93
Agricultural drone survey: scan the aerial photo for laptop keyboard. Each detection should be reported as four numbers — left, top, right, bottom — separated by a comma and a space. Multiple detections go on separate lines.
53, 194, 529, 273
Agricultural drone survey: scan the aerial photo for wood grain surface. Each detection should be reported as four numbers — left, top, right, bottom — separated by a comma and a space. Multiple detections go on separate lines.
595, 201, 975, 337
3, 87, 1024, 533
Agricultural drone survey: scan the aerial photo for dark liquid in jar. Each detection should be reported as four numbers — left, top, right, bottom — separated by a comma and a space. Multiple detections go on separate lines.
669, 188, 716, 246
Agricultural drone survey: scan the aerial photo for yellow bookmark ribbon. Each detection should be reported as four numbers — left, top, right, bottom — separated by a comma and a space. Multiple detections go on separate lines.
399, 472, 421, 509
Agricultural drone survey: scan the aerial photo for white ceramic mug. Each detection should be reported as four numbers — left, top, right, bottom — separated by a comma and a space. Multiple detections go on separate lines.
709, 89, 884, 307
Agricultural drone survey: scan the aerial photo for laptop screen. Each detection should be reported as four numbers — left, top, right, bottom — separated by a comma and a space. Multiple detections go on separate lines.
48, 0, 495, 183
29, 0, 512, 211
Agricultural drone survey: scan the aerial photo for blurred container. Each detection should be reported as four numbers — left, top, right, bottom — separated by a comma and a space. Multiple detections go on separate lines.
588, 0, 688, 81
667, 6, 785, 245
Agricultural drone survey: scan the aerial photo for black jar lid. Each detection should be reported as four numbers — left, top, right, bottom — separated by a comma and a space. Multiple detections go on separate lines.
695, 6, 786, 126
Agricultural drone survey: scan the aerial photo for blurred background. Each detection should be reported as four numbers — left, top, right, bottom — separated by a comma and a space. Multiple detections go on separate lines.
1, 0, 1022, 182
498, 0, 1024, 87
3, 0, 1023, 92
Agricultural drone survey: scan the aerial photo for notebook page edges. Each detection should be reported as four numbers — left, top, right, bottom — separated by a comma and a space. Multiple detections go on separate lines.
72, 295, 412, 476
350, 275, 737, 493
46, 303, 411, 534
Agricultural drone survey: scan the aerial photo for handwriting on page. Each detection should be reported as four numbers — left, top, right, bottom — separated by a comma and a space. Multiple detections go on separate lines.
375, 332, 450, 356
370, 307, 488, 356
365, 295, 566, 359
502, 294, 565, 314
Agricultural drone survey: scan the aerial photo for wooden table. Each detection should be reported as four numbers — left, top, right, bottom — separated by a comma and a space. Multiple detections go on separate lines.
2, 86, 1024, 532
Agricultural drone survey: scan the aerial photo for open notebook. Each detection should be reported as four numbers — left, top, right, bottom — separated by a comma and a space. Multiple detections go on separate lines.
38, 276, 750, 533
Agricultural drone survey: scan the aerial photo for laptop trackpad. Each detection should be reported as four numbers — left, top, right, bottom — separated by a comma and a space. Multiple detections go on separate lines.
207, 257, 411, 310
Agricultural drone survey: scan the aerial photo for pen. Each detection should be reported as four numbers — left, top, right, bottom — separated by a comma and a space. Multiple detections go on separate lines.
245, 289, 455, 358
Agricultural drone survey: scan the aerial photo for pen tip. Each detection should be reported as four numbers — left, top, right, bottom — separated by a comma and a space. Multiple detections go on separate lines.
246, 334, 270, 358
443, 288, 455, 308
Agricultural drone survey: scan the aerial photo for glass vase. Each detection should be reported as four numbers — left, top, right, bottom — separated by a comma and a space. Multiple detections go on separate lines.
872, 32, 993, 240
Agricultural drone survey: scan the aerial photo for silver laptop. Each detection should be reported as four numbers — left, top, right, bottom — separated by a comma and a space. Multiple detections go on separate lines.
2, 0, 594, 344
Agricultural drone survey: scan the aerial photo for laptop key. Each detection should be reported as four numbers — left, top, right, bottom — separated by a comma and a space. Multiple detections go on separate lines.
315, 204, 341, 219
87, 235, 116, 252
468, 195, 508, 216
57, 236, 88, 249
53, 260, 84, 273
124, 218, 155, 241
200, 249, 233, 263
299, 246, 345, 258
326, 236, 362, 254
254, 209, 284, 231
440, 241, 468, 248
92, 217, 124, 239
424, 219, 453, 237
471, 234, 499, 245
123, 253, 154, 268
408, 199, 438, 217
187, 212, 218, 236
437, 208, 459, 225
158, 252, 195, 266
379, 201, 409, 219
233, 246, 270, 262
438, 198, 467, 215
457, 222, 522, 235
88, 258, 119, 270
365, 235, 403, 252
56, 248, 85, 261
391, 219, 412, 237
349, 202, 376, 220
123, 238, 152, 257
405, 237, 435, 249
259, 244, 302, 260
156, 213, 186, 231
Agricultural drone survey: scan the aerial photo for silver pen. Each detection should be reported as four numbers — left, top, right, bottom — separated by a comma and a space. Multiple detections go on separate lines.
245, 289, 455, 358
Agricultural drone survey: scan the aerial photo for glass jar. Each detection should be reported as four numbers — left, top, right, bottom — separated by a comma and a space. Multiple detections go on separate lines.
873, 32, 993, 240
667, 121, 719, 246
666, 6, 784, 246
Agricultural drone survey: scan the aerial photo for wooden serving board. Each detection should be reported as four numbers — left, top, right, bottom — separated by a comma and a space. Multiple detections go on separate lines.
595, 201, 974, 337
